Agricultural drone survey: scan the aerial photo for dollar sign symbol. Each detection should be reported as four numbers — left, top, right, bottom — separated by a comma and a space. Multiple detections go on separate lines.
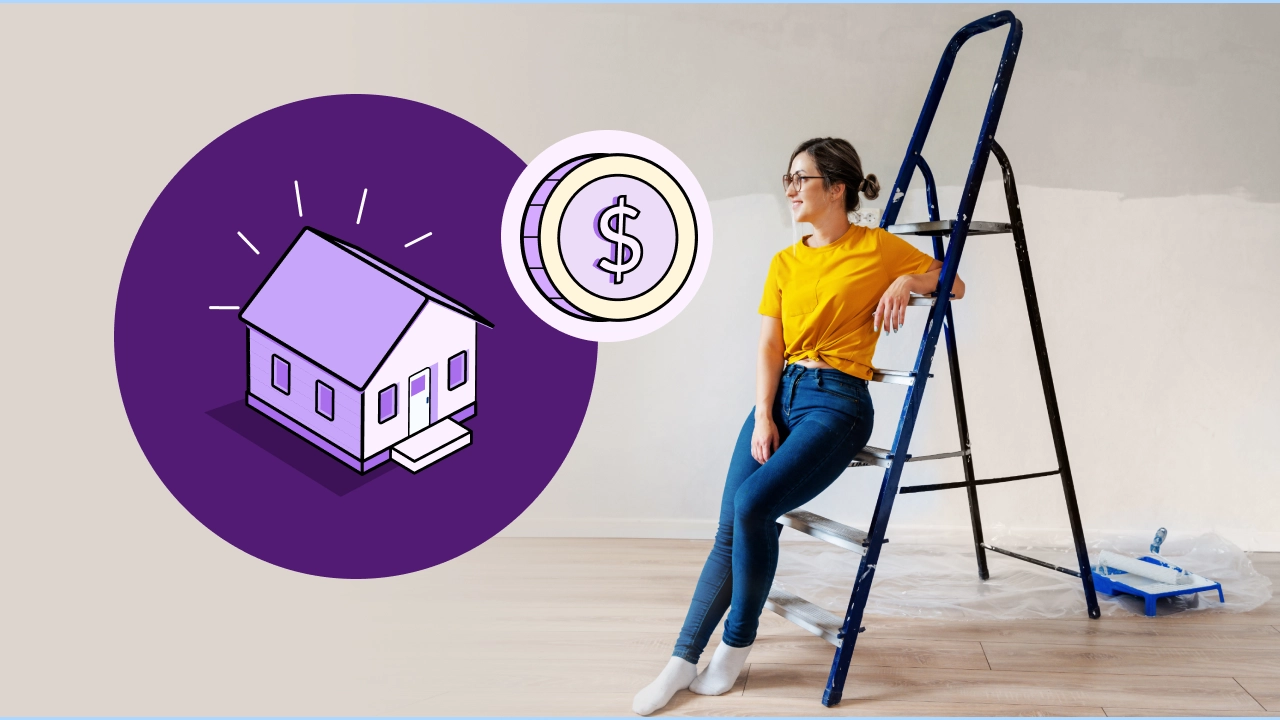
595, 195, 643, 284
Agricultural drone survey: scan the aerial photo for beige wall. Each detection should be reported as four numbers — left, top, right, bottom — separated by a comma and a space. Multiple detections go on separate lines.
1, 5, 1278, 711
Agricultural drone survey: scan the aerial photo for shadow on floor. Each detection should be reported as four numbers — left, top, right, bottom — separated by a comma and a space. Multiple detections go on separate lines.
206, 399, 397, 497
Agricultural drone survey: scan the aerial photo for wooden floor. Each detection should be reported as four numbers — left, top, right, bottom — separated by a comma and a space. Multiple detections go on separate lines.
394, 539, 1280, 717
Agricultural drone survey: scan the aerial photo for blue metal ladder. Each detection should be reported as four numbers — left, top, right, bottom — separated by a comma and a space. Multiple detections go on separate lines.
763, 11, 1101, 707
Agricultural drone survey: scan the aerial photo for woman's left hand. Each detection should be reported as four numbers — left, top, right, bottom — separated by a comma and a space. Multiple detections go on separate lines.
874, 276, 912, 333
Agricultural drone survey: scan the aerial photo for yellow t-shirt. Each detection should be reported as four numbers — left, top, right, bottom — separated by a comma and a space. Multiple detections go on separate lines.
758, 223, 937, 381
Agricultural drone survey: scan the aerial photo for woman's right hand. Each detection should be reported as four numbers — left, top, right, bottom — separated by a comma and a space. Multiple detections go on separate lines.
752, 414, 781, 464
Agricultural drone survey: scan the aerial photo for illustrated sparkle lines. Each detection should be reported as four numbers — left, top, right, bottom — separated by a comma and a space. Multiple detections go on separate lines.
237, 231, 260, 255
294, 180, 303, 217
357, 188, 368, 225
209, 306, 241, 310
405, 232, 432, 248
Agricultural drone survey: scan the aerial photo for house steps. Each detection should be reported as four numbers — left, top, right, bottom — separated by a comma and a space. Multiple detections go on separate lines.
392, 419, 471, 472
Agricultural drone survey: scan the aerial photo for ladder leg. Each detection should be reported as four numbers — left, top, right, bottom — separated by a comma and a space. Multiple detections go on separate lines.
821, 488, 886, 707
822, 552, 872, 707
931, 231, 989, 582
992, 141, 1101, 619
943, 309, 989, 580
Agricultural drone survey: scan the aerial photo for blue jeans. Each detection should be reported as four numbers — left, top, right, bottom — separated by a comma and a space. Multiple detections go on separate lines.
672, 362, 875, 663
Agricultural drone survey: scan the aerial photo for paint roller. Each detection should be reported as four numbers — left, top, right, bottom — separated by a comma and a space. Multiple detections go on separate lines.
1096, 550, 1192, 585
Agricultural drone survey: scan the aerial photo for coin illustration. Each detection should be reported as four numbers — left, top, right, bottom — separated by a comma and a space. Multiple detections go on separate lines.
520, 154, 696, 321
502, 131, 712, 342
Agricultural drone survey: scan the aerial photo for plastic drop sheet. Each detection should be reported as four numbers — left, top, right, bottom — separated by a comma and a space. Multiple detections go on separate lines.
774, 526, 1272, 620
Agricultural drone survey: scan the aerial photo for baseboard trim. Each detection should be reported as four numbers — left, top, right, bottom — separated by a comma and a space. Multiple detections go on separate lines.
496, 518, 1280, 551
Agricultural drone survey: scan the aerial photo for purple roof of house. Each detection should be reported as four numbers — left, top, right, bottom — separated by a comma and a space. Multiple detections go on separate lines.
240, 228, 492, 390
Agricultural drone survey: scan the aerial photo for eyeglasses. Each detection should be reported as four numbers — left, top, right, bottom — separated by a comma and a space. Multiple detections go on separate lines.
782, 173, 825, 191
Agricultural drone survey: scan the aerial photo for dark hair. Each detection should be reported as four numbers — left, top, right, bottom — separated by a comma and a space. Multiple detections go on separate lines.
788, 137, 880, 213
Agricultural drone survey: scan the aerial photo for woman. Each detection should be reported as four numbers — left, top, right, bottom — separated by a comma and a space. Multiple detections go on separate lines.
632, 137, 965, 716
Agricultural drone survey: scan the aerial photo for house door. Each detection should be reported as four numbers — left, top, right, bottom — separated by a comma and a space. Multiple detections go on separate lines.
409, 365, 432, 435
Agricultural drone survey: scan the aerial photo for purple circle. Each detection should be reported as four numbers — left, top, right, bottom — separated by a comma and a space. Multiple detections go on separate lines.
560, 175, 677, 300
114, 95, 597, 579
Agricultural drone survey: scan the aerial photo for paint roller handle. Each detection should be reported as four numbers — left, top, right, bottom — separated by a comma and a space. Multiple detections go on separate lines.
1150, 527, 1167, 555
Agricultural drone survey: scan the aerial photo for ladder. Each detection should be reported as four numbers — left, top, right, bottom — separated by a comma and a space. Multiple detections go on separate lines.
764, 11, 1101, 707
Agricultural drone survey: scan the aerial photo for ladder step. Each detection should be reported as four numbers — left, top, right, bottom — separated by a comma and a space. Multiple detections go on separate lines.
779, 510, 870, 554
851, 445, 971, 469
888, 220, 1012, 237
764, 586, 843, 646
908, 293, 954, 306
871, 368, 932, 386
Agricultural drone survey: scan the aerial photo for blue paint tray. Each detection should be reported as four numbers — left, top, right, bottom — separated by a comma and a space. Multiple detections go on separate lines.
1092, 554, 1224, 617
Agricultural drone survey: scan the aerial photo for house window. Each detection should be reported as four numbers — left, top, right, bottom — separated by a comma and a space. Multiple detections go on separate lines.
316, 381, 334, 421
448, 350, 468, 390
271, 355, 291, 395
378, 384, 398, 423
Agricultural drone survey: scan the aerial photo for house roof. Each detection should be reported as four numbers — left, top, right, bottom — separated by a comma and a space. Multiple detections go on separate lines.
240, 227, 493, 390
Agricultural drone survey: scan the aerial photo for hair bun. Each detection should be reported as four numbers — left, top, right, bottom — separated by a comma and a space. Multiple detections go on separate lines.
861, 173, 881, 201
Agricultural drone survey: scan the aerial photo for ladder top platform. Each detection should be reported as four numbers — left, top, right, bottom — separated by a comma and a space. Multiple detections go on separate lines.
888, 220, 1012, 237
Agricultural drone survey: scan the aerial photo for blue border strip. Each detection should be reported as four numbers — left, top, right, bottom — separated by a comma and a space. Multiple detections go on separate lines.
2, 0, 1273, 4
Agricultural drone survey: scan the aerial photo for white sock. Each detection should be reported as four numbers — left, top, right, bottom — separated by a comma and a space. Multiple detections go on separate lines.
632, 656, 698, 716
689, 641, 752, 696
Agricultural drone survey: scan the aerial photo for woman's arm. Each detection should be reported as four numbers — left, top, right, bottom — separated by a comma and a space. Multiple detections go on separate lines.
752, 316, 786, 463
874, 259, 965, 333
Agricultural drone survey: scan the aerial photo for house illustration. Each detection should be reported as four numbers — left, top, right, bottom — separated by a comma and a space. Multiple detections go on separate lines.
238, 227, 493, 474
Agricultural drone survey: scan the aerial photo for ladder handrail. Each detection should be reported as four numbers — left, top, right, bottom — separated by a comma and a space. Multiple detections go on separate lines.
880, 11, 1023, 231
881, 9, 1023, 514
